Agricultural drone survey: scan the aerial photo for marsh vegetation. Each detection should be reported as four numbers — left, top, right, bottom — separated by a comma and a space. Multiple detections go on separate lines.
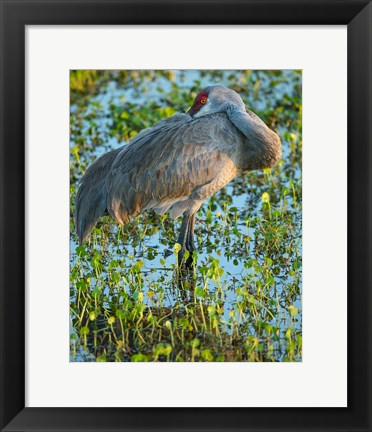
70, 70, 302, 362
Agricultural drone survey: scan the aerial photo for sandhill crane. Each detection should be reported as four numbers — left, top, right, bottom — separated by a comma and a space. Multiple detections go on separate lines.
75, 85, 281, 264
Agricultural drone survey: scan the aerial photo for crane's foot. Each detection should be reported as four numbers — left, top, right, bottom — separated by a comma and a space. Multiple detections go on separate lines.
178, 249, 196, 270
186, 238, 197, 258
177, 248, 194, 269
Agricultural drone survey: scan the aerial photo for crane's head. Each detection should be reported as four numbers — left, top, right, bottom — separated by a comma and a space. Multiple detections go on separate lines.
187, 85, 245, 118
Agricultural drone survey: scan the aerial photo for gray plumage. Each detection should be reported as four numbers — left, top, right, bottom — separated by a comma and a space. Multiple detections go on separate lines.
75, 85, 281, 258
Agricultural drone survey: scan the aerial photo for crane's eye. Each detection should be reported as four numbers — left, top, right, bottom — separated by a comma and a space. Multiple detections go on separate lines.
200, 99, 206, 105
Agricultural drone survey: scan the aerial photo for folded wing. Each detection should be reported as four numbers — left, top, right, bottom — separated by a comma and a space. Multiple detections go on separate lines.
106, 112, 242, 223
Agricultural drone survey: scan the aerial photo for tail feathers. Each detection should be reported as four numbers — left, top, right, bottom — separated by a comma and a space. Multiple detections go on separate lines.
74, 148, 120, 243
75, 183, 107, 244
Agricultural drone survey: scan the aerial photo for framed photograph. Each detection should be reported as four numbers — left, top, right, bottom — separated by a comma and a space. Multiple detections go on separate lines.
1, 0, 371, 431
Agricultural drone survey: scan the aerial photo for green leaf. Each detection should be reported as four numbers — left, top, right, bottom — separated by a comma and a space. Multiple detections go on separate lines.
131, 353, 149, 362
79, 326, 90, 336
289, 305, 298, 317
190, 338, 200, 349
96, 355, 107, 362
201, 349, 214, 362
262, 192, 270, 203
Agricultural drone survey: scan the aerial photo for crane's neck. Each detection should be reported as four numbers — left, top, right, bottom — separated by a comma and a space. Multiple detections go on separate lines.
227, 107, 282, 171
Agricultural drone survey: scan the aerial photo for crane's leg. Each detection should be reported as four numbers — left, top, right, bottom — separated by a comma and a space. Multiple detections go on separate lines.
186, 213, 196, 254
177, 213, 191, 265
177, 209, 200, 268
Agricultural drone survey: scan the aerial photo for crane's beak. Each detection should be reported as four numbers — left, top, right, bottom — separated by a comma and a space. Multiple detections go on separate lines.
187, 106, 196, 117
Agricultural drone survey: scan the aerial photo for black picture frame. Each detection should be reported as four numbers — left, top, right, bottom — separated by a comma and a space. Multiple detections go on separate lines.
1, 0, 371, 431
